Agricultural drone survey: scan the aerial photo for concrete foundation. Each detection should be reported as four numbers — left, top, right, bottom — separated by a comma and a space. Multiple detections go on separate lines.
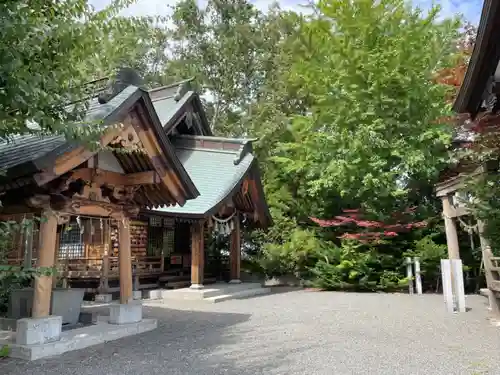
189, 284, 204, 290
16, 316, 62, 345
95, 294, 113, 303
229, 279, 242, 284
109, 302, 142, 324
0, 318, 157, 360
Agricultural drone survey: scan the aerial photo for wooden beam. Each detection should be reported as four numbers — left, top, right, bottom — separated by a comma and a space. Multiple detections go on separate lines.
128, 112, 185, 205
229, 215, 241, 282
190, 221, 204, 288
33, 123, 133, 187
70, 168, 161, 186
32, 210, 58, 318
118, 216, 133, 304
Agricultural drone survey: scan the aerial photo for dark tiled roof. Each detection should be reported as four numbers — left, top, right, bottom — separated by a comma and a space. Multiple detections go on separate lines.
0, 86, 141, 177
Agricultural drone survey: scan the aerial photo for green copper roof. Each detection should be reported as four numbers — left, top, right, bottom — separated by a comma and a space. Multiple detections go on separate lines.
153, 136, 255, 216
152, 91, 193, 128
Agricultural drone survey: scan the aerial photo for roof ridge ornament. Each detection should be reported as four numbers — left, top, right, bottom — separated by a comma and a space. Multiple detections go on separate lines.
174, 81, 191, 102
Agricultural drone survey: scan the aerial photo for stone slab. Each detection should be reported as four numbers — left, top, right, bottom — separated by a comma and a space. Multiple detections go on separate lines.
133, 291, 142, 300
16, 316, 62, 345
0, 318, 157, 360
109, 302, 142, 325
144, 289, 163, 300
95, 294, 113, 303
159, 283, 270, 302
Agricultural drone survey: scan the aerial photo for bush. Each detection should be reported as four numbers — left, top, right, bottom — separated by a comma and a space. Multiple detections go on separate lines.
258, 228, 324, 277
308, 241, 408, 291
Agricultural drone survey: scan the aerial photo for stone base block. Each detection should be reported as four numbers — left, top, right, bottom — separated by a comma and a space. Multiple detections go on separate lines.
189, 284, 204, 290
228, 279, 242, 284
1, 319, 157, 360
145, 289, 163, 300
133, 291, 142, 300
16, 315, 62, 345
109, 302, 142, 325
95, 294, 113, 303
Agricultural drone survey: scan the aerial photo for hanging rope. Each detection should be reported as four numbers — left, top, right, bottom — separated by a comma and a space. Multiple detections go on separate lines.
442, 212, 478, 234
212, 209, 237, 235
212, 209, 237, 223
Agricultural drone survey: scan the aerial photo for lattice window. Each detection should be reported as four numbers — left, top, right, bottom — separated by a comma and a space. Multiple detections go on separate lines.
147, 226, 175, 257
149, 216, 162, 227
162, 228, 175, 257
59, 220, 84, 259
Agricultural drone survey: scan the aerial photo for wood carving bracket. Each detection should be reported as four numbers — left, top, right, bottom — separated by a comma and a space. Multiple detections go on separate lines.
74, 182, 110, 203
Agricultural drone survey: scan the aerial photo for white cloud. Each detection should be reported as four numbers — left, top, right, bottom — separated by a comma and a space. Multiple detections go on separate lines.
89, 0, 481, 24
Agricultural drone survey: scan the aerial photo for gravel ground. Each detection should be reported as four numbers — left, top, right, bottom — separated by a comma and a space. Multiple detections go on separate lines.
1, 289, 500, 375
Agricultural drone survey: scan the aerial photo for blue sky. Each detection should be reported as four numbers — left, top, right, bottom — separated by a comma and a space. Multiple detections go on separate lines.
90, 0, 483, 25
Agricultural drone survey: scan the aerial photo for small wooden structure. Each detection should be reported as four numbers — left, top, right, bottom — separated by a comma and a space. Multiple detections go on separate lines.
0, 74, 271, 297
438, 0, 500, 311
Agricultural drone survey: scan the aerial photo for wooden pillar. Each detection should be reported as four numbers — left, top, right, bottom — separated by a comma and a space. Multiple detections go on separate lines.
442, 196, 460, 259
99, 252, 110, 294
32, 210, 58, 318
477, 220, 490, 250
190, 220, 204, 289
52, 229, 61, 287
229, 215, 241, 282
23, 220, 34, 269
118, 216, 133, 304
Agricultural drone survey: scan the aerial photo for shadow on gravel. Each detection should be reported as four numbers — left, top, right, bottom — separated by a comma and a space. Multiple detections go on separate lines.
0, 306, 283, 375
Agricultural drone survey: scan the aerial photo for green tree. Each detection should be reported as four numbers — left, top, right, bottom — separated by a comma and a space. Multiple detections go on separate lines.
0, 0, 162, 141
272, 0, 462, 214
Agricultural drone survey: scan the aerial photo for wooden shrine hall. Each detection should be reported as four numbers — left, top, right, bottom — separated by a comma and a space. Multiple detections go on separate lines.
0, 70, 271, 310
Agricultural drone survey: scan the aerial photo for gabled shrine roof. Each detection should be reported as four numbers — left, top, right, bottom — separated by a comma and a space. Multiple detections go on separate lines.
0, 86, 200, 206
453, 0, 500, 117
148, 79, 212, 136
152, 135, 271, 227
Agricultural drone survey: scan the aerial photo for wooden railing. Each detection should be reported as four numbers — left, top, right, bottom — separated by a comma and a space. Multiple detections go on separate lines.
482, 246, 500, 314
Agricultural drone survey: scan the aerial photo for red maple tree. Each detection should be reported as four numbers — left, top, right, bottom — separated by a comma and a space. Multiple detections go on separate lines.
310, 208, 427, 243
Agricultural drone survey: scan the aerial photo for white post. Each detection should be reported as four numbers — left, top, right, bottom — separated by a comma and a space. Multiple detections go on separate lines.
441, 259, 454, 313
414, 257, 423, 295
451, 259, 466, 313
406, 257, 414, 295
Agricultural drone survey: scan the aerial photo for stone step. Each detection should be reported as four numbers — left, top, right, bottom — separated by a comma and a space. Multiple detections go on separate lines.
204, 287, 271, 303
201, 282, 263, 298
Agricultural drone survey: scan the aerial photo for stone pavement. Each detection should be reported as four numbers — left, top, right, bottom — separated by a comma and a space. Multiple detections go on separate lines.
1, 289, 499, 375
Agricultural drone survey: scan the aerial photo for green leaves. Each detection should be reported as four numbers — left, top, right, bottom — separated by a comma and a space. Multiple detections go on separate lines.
270, 0, 461, 213
0, 0, 161, 142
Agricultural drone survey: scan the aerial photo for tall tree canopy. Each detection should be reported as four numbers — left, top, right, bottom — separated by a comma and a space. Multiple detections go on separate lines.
0, 0, 162, 140
271, 0, 461, 216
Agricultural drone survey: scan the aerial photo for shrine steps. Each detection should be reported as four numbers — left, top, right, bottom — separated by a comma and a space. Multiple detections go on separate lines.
155, 282, 271, 303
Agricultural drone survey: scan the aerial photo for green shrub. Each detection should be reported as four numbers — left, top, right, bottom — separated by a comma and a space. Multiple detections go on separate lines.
308, 240, 407, 291
258, 228, 324, 277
